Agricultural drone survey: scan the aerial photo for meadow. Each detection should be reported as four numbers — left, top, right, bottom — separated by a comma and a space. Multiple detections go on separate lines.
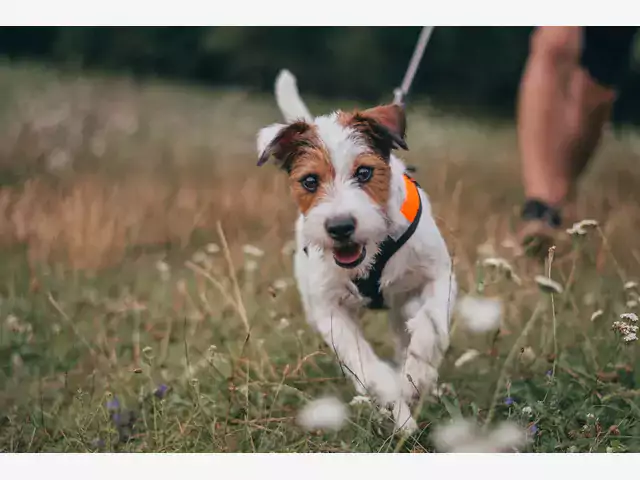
1, 63, 640, 452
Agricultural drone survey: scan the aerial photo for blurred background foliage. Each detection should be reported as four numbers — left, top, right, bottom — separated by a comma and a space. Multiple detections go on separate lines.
0, 26, 639, 123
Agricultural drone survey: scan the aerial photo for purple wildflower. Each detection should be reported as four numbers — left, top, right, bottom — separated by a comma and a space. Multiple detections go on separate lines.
154, 384, 169, 399
110, 409, 137, 444
106, 397, 120, 411
545, 370, 553, 377
504, 396, 514, 406
529, 424, 539, 435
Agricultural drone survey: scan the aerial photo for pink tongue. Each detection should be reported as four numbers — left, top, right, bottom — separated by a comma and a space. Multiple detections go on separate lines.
334, 248, 361, 264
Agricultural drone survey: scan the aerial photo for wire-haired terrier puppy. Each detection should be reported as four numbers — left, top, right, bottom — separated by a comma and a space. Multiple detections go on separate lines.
257, 70, 457, 434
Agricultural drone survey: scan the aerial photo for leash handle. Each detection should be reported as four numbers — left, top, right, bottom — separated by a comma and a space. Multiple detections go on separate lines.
393, 26, 435, 106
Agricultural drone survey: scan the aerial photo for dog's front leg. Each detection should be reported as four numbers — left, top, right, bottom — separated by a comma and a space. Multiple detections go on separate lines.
308, 301, 417, 434
400, 267, 457, 404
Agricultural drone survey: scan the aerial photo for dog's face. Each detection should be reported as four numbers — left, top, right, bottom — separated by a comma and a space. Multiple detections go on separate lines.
257, 104, 408, 270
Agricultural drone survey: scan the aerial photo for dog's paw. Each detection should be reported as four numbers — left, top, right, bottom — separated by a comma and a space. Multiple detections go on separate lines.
400, 355, 439, 405
391, 400, 418, 437
368, 361, 404, 405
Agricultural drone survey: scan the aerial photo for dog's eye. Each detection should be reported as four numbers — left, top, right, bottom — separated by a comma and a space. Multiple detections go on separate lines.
354, 166, 373, 184
300, 175, 319, 192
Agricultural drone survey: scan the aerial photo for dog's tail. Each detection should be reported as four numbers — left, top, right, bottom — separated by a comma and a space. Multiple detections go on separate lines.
275, 69, 314, 123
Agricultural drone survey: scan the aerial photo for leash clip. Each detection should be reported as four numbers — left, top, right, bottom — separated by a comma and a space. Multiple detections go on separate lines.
393, 88, 405, 106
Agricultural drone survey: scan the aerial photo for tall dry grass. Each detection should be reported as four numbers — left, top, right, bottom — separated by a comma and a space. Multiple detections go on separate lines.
0, 63, 639, 278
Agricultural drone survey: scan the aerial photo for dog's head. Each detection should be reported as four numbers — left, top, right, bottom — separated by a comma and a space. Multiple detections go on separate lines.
257, 103, 408, 271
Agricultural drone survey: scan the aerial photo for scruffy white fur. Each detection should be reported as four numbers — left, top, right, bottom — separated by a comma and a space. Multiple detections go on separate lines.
258, 70, 457, 435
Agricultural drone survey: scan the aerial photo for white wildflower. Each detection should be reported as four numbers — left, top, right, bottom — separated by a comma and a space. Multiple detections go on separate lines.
522, 406, 533, 417
624, 281, 638, 291
277, 317, 290, 330
575, 219, 599, 229
612, 321, 638, 341
566, 225, 587, 236
11, 352, 24, 371
244, 260, 258, 273
454, 349, 480, 368
155, 260, 170, 273
520, 346, 536, 364
457, 295, 503, 333
534, 275, 564, 294
590, 309, 604, 322
621, 313, 638, 323
206, 243, 220, 254
191, 251, 208, 265
242, 245, 265, 257
482, 257, 511, 270
583, 292, 597, 306
586, 413, 595, 421
432, 383, 454, 398
281, 240, 296, 256
46, 149, 72, 171
349, 395, 372, 406
431, 418, 528, 453
567, 219, 599, 236
206, 345, 218, 361
272, 278, 289, 291
5, 314, 21, 332
297, 396, 348, 432
482, 257, 522, 285
237, 384, 249, 396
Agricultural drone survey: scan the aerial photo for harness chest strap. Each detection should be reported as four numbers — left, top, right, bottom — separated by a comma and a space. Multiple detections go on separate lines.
353, 173, 423, 310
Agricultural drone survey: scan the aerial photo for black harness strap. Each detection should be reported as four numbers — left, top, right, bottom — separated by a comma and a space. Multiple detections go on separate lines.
354, 175, 423, 310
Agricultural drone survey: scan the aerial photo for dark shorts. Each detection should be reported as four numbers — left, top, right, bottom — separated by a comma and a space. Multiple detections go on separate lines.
580, 26, 639, 89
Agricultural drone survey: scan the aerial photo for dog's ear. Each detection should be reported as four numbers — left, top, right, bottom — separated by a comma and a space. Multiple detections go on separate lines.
256, 121, 312, 171
349, 104, 408, 155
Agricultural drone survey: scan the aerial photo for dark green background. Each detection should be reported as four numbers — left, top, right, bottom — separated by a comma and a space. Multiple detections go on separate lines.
1, 27, 638, 123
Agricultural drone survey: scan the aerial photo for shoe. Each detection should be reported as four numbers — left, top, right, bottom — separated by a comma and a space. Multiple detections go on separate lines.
517, 199, 571, 261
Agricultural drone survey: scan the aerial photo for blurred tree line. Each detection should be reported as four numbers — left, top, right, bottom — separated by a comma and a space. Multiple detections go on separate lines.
1, 27, 639, 123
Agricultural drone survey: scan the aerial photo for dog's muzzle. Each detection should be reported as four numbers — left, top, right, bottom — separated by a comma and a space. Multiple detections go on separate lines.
325, 216, 367, 269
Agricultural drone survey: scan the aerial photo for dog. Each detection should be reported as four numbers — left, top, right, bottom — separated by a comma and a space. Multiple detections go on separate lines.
256, 70, 457, 434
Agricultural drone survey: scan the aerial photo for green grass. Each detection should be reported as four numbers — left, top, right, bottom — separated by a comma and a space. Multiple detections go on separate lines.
0, 63, 639, 453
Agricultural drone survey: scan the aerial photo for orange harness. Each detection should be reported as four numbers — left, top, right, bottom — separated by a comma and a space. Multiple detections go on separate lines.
353, 173, 423, 309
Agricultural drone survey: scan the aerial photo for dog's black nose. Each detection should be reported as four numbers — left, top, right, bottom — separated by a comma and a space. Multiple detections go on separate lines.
325, 216, 356, 241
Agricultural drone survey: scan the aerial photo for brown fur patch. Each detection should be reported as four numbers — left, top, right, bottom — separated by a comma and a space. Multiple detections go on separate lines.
338, 104, 408, 157
257, 121, 316, 172
352, 154, 392, 208
287, 137, 335, 215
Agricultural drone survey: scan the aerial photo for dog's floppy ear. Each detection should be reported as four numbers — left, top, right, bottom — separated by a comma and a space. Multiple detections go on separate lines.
350, 104, 408, 154
256, 121, 312, 171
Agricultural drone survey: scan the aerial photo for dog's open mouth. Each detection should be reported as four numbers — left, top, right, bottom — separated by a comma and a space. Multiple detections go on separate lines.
332, 242, 366, 269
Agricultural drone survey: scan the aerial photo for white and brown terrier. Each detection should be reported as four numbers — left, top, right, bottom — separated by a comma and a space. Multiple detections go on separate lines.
257, 70, 457, 434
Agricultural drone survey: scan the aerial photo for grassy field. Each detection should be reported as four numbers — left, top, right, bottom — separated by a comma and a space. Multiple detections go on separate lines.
1, 63, 640, 453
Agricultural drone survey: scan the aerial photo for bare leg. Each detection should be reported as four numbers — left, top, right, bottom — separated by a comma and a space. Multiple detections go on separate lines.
516, 27, 617, 256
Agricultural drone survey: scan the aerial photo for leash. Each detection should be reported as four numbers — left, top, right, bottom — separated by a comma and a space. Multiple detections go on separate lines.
353, 30, 435, 309
393, 26, 435, 106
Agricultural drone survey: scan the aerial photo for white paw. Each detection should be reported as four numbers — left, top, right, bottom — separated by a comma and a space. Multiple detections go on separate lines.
368, 361, 403, 405
400, 355, 439, 405
365, 362, 419, 434
392, 400, 418, 436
